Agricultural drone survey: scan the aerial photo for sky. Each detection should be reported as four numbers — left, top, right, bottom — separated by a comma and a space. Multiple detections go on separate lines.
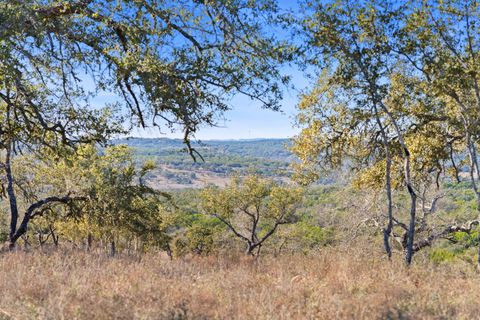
90, 63, 310, 141
130, 67, 309, 140
130, 0, 309, 141
89, 0, 311, 141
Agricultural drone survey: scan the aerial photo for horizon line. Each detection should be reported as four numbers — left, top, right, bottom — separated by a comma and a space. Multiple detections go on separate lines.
115, 136, 294, 142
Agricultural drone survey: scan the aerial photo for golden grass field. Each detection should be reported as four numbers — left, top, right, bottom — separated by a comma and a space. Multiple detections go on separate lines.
0, 247, 479, 320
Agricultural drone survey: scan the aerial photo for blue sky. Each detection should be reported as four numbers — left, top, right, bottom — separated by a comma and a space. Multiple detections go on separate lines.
131, 0, 309, 140
91, 63, 310, 141
130, 67, 309, 140
90, 0, 310, 141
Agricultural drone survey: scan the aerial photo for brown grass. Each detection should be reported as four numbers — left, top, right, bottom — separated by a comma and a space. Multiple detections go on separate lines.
0, 247, 479, 319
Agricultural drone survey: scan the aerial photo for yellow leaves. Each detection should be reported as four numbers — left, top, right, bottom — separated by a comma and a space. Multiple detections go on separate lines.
291, 162, 320, 187
405, 122, 449, 170
293, 69, 361, 185
201, 185, 234, 219
201, 175, 303, 223
291, 122, 321, 158
292, 96, 360, 185
141, 159, 156, 172
352, 157, 404, 191
298, 91, 321, 112
267, 185, 303, 219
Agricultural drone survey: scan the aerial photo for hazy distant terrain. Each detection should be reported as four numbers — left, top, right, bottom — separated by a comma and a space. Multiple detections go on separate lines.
115, 138, 294, 189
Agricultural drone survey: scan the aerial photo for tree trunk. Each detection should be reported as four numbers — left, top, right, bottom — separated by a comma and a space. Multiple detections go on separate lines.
377, 101, 416, 265
256, 244, 262, 257
5, 143, 19, 249
23, 235, 29, 250
373, 105, 394, 259
38, 233, 44, 248
405, 183, 417, 265
9, 196, 82, 248
110, 239, 116, 257
87, 233, 93, 252
51, 229, 59, 247
166, 242, 173, 260
383, 156, 394, 259
246, 243, 255, 255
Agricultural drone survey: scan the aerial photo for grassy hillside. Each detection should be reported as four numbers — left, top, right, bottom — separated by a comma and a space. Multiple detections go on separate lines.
1, 248, 479, 319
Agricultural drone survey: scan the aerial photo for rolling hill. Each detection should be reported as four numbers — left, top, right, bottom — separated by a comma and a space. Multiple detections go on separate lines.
114, 137, 294, 189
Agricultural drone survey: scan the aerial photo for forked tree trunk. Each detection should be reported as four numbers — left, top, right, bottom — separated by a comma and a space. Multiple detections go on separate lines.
9, 196, 85, 248
377, 101, 416, 265
354, 56, 417, 264
246, 243, 255, 256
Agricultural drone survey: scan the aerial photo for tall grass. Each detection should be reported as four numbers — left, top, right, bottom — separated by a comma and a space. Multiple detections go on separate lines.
0, 247, 479, 319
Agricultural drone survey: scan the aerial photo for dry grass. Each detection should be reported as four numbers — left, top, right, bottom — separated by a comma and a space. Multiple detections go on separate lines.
0, 247, 479, 319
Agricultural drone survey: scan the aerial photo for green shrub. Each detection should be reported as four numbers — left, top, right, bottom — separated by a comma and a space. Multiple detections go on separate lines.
428, 248, 456, 264
452, 231, 479, 249
171, 217, 225, 256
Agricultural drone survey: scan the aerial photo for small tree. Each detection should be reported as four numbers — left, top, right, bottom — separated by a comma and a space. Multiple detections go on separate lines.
201, 175, 303, 255
6, 144, 171, 254
67, 145, 171, 255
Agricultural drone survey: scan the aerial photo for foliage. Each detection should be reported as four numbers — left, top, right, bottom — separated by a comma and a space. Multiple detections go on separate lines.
428, 248, 457, 264
201, 175, 303, 255
1, 0, 294, 145
6, 144, 172, 252
0, 0, 295, 249
290, 0, 480, 264
171, 215, 226, 257
2, 0, 480, 271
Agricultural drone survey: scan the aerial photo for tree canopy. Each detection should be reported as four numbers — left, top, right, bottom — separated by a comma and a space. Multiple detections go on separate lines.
1, 0, 294, 150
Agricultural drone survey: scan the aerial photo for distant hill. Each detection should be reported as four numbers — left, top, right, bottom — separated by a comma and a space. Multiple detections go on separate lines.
113, 137, 294, 189
116, 137, 293, 160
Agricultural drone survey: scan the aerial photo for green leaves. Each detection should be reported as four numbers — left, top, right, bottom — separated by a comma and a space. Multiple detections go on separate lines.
1, 0, 294, 148
201, 174, 303, 253
16, 143, 171, 247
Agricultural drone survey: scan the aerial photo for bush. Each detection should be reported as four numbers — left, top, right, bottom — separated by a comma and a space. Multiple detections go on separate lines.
171, 217, 226, 257
452, 231, 479, 249
429, 248, 456, 264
